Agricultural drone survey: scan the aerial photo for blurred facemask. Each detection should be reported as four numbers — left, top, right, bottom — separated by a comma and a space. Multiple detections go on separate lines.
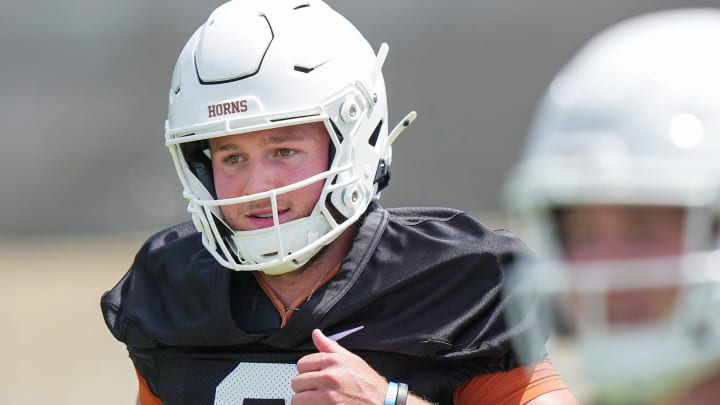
502, 8, 720, 402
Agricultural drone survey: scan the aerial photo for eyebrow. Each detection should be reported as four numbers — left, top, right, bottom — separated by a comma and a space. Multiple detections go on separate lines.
263, 132, 305, 145
212, 132, 307, 152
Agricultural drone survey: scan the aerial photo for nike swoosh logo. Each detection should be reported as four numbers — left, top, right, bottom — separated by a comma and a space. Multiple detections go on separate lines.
327, 325, 364, 342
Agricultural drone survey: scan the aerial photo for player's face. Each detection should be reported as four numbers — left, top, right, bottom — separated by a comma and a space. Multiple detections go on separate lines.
557, 205, 685, 325
209, 122, 329, 231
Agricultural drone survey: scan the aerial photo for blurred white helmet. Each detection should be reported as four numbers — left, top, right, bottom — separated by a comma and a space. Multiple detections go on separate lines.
503, 8, 720, 401
165, 0, 415, 275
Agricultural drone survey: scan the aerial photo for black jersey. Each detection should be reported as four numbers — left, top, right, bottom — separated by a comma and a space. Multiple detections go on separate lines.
101, 203, 547, 404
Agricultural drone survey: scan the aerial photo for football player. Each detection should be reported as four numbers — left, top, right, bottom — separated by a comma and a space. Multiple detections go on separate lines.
100, 1, 578, 404
503, 8, 720, 404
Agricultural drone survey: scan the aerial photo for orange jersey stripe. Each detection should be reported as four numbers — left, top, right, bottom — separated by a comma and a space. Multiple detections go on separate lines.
453, 358, 568, 405
137, 369, 163, 405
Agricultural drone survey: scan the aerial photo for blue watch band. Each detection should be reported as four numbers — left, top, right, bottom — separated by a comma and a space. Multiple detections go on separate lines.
383, 381, 399, 405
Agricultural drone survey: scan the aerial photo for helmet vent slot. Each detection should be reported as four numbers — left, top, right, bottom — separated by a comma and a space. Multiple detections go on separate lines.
269, 114, 321, 122
329, 119, 344, 144
368, 120, 383, 147
294, 65, 314, 73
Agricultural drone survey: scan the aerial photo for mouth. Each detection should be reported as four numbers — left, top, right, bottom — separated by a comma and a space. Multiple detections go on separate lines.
245, 208, 291, 227
251, 212, 275, 219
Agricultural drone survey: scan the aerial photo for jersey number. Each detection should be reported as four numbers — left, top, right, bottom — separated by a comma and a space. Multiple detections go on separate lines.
214, 362, 297, 405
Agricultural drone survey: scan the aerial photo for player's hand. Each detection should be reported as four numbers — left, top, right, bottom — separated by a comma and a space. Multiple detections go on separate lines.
291, 329, 387, 405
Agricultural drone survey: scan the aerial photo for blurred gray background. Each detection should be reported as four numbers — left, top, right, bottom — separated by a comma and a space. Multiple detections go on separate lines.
3, 0, 720, 237
3, 1, 720, 404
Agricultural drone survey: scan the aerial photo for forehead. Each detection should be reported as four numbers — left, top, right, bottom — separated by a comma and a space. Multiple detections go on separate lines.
209, 121, 329, 149
560, 205, 684, 219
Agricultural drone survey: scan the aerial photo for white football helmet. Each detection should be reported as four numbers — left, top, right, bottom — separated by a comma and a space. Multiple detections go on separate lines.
503, 8, 720, 401
165, 0, 416, 275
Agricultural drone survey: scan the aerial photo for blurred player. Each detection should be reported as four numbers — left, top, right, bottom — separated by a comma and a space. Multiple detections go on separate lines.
503, 8, 720, 404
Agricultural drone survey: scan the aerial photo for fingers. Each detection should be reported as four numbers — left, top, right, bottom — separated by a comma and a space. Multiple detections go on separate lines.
293, 331, 352, 395
292, 328, 387, 404
296, 352, 330, 374
291, 370, 325, 394
291, 360, 343, 399
312, 328, 347, 354
298, 329, 358, 374
289, 390, 318, 405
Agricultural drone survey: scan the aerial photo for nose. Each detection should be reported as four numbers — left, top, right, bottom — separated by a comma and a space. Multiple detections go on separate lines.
241, 159, 277, 197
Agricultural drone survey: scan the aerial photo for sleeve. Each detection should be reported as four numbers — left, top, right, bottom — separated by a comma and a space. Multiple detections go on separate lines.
137, 369, 163, 405
452, 358, 568, 405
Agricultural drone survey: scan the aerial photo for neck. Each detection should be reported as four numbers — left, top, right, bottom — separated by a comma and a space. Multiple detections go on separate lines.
258, 226, 356, 308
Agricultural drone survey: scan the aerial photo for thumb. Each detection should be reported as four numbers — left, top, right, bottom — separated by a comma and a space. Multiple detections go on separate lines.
312, 328, 350, 354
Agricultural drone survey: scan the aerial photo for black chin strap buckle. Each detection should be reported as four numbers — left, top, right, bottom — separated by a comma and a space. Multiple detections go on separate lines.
373, 159, 391, 192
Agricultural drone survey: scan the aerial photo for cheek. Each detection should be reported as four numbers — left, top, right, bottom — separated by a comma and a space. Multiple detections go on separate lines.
212, 168, 247, 200
651, 230, 685, 256
298, 156, 330, 202
299, 153, 329, 178
283, 153, 329, 188
212, 172, 233, 199
288, 179, 326, 210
